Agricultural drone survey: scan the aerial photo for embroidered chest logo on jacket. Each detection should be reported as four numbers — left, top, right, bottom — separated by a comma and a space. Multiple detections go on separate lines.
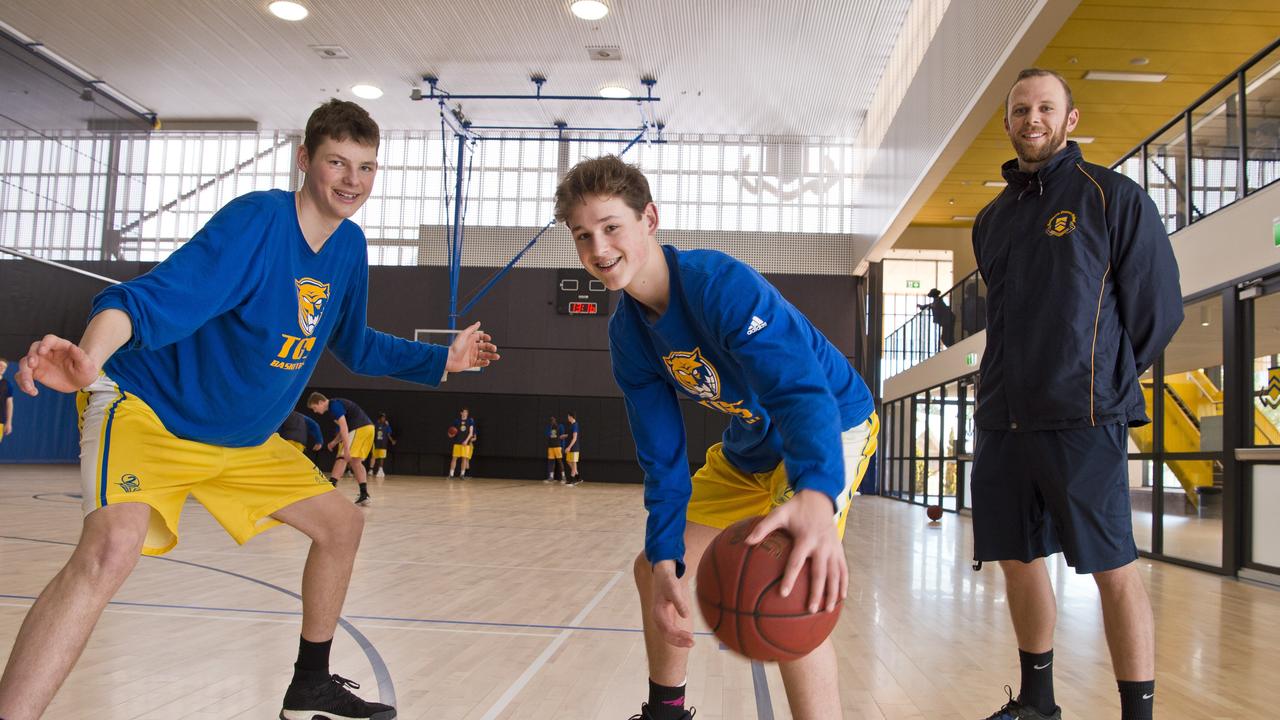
1045, 210, 1077, 237
272, 278, 330, 371
663, 348, 758, 423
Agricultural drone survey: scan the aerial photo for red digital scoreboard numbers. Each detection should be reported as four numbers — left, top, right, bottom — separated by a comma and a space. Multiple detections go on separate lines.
556, 269, 611, 316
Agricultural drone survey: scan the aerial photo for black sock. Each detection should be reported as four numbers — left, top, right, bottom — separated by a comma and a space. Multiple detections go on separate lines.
1017, 649, 1056, 715
647, 678, 687, 720
292, 636, 332, 685
358, 482, 368, 496
1118, 680, 1154, 720
329, 476, 338, 487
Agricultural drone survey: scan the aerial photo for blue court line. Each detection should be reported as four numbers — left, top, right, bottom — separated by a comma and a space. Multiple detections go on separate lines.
0, 593, 715, 637
1, 535, 397, 706
751, 660, 775, 720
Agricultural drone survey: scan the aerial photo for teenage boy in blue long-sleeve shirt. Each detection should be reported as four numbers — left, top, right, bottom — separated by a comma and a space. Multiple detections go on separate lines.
3, 99, 499, 720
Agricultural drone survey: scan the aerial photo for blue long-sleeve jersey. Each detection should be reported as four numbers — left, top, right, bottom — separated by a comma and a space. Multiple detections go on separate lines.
278, 411, 322, 447
304, 414, 323, 447
93, 190, 448, 447
610, 245, 875, 572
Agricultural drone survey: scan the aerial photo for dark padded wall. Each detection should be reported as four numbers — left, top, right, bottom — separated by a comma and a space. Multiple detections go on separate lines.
1, 258, 863, 479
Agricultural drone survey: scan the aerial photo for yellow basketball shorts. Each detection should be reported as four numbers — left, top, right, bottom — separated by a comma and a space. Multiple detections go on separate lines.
284, 438, 305, 453
343, 424, 375, 461
452, 443, 473, 459
687, 412, 879, 539
372, 448, 387, 459
566, 450, 580, 463
78, 375, 334, 556
0, 423, 5, 444
547, 446, 564, 460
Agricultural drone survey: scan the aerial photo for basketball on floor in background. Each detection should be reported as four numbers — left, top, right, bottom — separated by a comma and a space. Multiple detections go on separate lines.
695, 516, 842, 662
448, 426, 458, 438
926, 505, 943, 523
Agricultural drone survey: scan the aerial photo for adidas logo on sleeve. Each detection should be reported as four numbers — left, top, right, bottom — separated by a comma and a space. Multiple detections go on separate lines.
746, 315, 768, 336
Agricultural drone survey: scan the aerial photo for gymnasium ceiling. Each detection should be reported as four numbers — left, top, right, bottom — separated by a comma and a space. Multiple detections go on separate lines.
912, 0, 1280, 228
0, 0, 914, 138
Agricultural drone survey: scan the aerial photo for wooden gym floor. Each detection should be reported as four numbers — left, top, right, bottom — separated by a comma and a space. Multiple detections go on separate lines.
0, 465, 1275, 719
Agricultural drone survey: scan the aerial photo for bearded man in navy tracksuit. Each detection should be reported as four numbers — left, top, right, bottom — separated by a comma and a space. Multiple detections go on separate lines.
970, 69, 1182, 720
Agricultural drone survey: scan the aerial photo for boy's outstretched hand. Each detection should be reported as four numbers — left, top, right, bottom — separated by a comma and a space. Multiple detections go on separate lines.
446, 322, 501, 372
16, 335, 99, 395
745, 489, 847, 614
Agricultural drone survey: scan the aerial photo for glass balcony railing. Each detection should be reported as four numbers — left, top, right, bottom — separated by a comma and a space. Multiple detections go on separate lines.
884, 270, 986, 378
1117, 38, 1279, 233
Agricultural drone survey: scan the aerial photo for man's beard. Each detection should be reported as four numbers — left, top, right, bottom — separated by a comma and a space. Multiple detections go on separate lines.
1013, 123, 1068, 166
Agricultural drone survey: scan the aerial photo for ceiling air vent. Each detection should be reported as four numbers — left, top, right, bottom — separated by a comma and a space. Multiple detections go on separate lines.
586, 45, 622, 61
310, 45, 351, 60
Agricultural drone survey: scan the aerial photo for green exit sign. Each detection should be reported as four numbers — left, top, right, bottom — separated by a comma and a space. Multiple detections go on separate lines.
906, 280, 921, 289
966, 352, 978, 366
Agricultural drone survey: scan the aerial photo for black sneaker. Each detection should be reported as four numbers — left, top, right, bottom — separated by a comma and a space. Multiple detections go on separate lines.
280, 673, 395, 719
628, 703, 695, 720
355, 494, 371, 506
982, 686, 1061, 719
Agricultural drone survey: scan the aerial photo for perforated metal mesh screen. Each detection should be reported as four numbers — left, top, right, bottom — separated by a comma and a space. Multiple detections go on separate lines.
1, 129, 862, 274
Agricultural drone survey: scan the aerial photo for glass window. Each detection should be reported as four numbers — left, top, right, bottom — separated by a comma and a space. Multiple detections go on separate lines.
1163, 296, 1222, 450
1147, 123, 1189, 233
1251, 293, 1280, 445
1160, 460, 1223, 567
1160, 294, 1224, 567
1189, 84, 1242, 220
1129, 458, 1154, 553
1244, 44, 1280, 193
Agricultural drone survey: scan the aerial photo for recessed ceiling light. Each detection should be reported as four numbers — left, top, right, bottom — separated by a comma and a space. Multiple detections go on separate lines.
952, 215, 976, 222
1072, 136, 1096, 144
571, 0, 609, 20
268, 1, 308, 21
1130, 57, 1150, 66
1083, 70, 1166, 83
351, 84, 383, 99
983, 180, 1007, 188
599, 85, 630, 99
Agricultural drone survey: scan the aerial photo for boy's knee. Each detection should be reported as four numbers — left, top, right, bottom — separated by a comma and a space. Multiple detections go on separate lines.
308, 499, 364, 547
73, 528, 144, 586
334, 501, 365, 542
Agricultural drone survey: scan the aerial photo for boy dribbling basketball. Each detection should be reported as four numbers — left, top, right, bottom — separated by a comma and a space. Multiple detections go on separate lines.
556, 155, 877, 719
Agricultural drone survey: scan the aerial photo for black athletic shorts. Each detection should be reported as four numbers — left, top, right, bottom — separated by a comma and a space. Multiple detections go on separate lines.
971, 423, 1138, 574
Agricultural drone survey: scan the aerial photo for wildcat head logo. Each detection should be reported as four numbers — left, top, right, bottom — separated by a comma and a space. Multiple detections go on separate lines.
295, 278, 331, 337
663, 348, 720, 400
118, 474, 140, 493
1045, 210, 1077, 237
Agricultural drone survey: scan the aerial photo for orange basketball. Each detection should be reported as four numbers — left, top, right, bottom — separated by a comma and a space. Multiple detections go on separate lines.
695, 517, 842, 662
926, 505, 943, 522
448, 426, 458, 438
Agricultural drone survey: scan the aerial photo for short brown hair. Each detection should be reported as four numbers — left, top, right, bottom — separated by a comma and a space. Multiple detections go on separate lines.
303, 99, 380, 158
554, 155, 653, 224
1006, 68, 1074, 118
307, 391, 328, 408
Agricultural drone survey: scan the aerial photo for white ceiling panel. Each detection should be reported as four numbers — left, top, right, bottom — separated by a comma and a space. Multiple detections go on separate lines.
2, 0, 913, 136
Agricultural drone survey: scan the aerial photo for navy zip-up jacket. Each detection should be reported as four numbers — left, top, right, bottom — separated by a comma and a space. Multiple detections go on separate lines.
972, 142, 1183, 431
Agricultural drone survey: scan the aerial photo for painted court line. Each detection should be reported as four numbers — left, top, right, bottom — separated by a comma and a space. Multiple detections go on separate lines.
751, 660, 775, 720
480, 571, 625, 720
174, 547, 623, 573
1, 535, 397, 707
0, 600, 559, 638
